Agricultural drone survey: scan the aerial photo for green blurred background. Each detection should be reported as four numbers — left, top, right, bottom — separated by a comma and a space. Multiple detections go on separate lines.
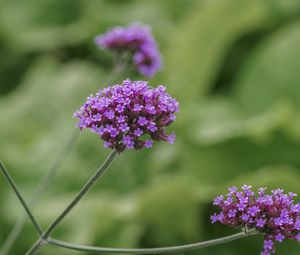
1, 0, 300, 254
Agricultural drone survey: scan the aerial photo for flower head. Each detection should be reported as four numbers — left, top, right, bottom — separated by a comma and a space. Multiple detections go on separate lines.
211, 185, 300, 254
74, 79, 179, 153
95, 23, 162, 77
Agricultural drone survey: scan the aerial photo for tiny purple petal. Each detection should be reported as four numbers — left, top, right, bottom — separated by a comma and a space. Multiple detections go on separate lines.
144, 140, 153, 148
167, 132, 176, 144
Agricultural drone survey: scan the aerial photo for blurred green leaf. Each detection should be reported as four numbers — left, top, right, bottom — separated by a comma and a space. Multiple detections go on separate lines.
137, 176, 201, 245
188, 98, 300, 144
165, 0, 271, 102
234, 21, 300, 113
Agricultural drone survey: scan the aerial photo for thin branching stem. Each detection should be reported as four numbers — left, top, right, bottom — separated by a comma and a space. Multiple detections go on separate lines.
0, 58, 128, 255
25, 150, 118, 255
48, 229, 258, 254
0, 162, 42, 236
0, 159, 259, 255
0, 129, 78, 255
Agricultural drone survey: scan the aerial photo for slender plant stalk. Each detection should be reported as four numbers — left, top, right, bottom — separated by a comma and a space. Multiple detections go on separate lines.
0, 160, 259, 255
0, 162, 42, 236
104, 52, 130, 85
25, 150, 118, 255
0, 59, 128, 255
48, 229, 258, 254
0, 129, 78, 255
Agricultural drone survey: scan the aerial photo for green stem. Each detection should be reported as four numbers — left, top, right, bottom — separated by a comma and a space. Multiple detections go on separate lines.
1, 59, 127, 255
0, 162, 42, 236
48, 229, 258, 254
25, 150, 118, 255
0, 129, 78, 255
104, 52, 130, 85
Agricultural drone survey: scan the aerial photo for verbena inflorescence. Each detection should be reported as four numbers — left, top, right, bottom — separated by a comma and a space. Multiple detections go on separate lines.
95, 23, 162, 77
211, 185, 300, 255
74, 79, 179, 153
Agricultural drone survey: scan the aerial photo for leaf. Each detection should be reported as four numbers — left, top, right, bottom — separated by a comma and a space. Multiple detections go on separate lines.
188, 98, 300, 145
137, 176, 202, 244
165, 0, 270, 102
234, 21, 300, 114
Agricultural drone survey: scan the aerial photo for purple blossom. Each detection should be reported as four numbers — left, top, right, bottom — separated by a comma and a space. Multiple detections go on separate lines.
91, 124, 98, 133
256, 218, 266, 228
295, 219, 300, 230
211, 185, 300, 254
119, 123, 129, 132
167, 132, 176, 144
224, 196, 233, 206
274, 218, 283, 227
145, 104, 156, 114
242, 184, 252, 191
258, 187, 267, 196
104, 110, 115, 120
133, 104, 143, 112
235, 191, 243, 198
228, 209, 237, 218
144, 140, 153, 148
74, 79, 179, 153
134, 128, 143, 137
123, 135, 134, 149
248, 206, 260, 217
213, 195, 224, 206
104, 141, 112, 148
229, 186, 238, 194
117, 115, 126, 123
264, 240, 273, 249
95, 23, 162, 77
237, 202, 247, 211
211, 213, 219, 223
239, 196, 249, 204
275, 233, 285, 243
147, 122, 157, 132
288, 192, 297, 198
93, 113, 101, 121
98, 126, 106, 135
241, 214, 249, 222
108, 127, 118, 138
116, 104, 125, 113
133, 43, 162, 77
105, 124, 114, 133
138, 116, 148, 126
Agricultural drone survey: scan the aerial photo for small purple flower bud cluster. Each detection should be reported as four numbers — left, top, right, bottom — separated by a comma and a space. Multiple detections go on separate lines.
95, 23, 162, 77
74, 79, 179, 153
211, 185, 300, 255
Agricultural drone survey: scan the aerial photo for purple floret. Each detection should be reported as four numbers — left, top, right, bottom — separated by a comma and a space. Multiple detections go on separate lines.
74, 79, 179, 153
211, 185, 300, 254
95, 23, 162, 77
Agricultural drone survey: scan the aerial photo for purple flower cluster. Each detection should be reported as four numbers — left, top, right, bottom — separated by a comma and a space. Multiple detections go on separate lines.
211, 185, 300, 255
95, 23, 162, 77
74, 79, 178, 153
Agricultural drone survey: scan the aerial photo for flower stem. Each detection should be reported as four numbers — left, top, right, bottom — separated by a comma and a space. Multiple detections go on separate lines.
105, 52, 130, 85
1, 60, 127, 255
48, 229, 258, 254
0, 129, 78, 255
0, 159, 259, 255
0, 162, 42, 236
25, 150, 118, 255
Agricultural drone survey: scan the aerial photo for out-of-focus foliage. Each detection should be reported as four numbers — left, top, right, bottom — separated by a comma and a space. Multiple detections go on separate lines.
1, 0, 300, 254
